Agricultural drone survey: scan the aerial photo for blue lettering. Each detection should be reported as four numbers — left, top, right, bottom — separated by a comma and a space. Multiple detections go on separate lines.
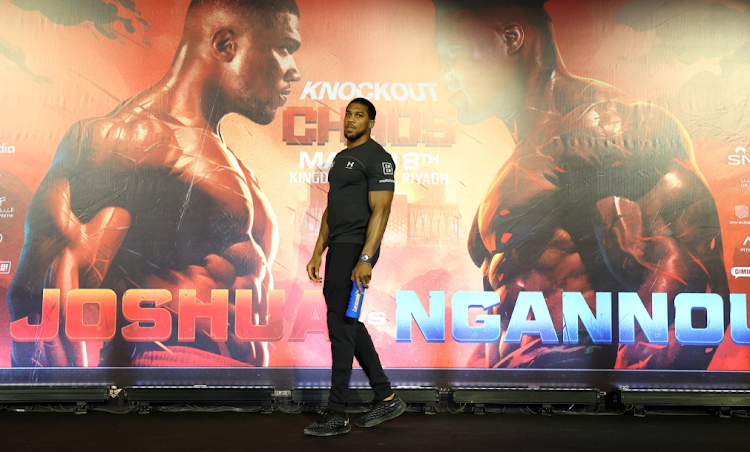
618, 292, 668, 345
674, 293, 724, 346
395, 291, 445, 342
561, 292, 613, 344
730, 293, 750, 345
451, 291, 501, 343
505, 292, 558, 344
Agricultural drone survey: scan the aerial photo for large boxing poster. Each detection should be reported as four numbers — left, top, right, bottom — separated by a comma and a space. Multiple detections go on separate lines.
1, 0, 750, 381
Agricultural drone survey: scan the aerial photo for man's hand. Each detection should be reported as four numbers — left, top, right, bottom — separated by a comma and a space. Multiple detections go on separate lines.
351, 261, 372, 292
306, 253, 323, 283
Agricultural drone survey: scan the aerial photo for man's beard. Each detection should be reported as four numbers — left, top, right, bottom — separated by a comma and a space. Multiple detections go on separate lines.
229, 91, 276, 126
345, 128, 366, 142
242, 101, 276, 126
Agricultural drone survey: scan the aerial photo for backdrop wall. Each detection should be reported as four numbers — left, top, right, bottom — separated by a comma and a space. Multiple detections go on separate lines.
1, 0, 750, 389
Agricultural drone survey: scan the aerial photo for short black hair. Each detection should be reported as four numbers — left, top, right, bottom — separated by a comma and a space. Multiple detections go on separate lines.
188, 0, 300, 27
348, 98, 377, 121
432, 0, 550, 30
433, 0, 554, 63
433, 0, 547, 15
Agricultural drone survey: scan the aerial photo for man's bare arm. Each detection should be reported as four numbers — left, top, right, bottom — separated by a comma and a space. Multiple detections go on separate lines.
306, 208, 329, 283
9, 174, 131, 367
603, 164, 728, 369
351, 191, 394, 291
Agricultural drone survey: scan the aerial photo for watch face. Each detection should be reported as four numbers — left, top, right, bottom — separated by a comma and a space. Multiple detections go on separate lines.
360, 254, 371, 263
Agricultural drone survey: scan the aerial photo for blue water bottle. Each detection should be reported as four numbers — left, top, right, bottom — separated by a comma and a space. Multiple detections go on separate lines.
346, 284, 365, 319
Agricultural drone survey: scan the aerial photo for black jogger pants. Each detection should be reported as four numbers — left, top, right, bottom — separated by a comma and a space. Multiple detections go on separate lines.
323, 243, 392, 412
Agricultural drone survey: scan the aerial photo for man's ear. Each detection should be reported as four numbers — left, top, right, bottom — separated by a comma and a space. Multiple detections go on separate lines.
503, 24, 524, 55
369, 119, 375, 130
212, 28, 237, 62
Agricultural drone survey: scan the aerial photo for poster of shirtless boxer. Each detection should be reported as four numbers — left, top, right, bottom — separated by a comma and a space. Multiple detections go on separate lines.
1, 0, 750, 378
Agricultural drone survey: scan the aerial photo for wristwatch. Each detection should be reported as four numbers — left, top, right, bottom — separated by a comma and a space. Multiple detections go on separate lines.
359, 254, 372, 264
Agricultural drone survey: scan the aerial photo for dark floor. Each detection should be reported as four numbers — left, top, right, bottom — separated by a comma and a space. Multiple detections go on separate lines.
0, 407, 748, 452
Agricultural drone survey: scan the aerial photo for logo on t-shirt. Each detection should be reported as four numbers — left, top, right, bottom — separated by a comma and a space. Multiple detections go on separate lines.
346, 161, 355, 169
382, 162, 394, 175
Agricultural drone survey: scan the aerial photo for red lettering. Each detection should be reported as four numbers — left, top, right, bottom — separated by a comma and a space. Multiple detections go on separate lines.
177, 289, 229, 342
282, 107, 317, 145
121, 289, 172, 342
282, 107, 456, 148
10, 289, 61, 341
388, 108, 421, 146
423, 109, 456, 146
372, 109, 387, 143
11, 288, 304, 344
65, 289, 117, 341
316, 106, 346, 145
234, 289, 284, 341
289, 290, 329, 341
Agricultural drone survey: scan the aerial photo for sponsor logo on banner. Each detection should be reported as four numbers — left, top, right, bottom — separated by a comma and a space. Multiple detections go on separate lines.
0, 197, 13, 219
0, 143, 15, 154
0, 261, 11, 275
731, 205, 750, 224
732, 267, 750, 278
729, 147, 750, 165
0, 233, 3, 242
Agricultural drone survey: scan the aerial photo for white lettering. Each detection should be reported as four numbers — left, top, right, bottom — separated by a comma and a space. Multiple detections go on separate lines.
300, 81, 322, 100
300, 152, 322, 170
322, 82, 340, 100
374, 82, 391, 101
401, 173, 449, 185
290, 171, 329, 184
338, 82, 356, 100
729, 155, 750, 165
300, 151, 336, 169
366, 312, 386, 326
408, 83, 426, 101
299, 82, 440, 102
0, 143, 16, 154
391, 83, 409, 101
403, 153, 419, 171
423, 83, 439, 101
357, 82, 373, 100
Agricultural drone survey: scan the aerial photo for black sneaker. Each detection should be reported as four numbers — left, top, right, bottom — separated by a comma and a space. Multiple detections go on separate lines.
303, 409, 351, 436
355, 394, 407, 428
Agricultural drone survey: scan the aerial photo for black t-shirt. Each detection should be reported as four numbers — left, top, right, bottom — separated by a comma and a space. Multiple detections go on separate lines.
327, 139, 396, 245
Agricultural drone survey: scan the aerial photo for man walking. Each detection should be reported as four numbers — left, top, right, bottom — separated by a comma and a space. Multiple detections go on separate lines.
304, 98, 405, 436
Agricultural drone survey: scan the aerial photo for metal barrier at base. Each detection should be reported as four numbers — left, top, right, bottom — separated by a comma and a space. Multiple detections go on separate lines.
452, 387, 601, 405
124, 385, 275, 403
0, 385, 112, 404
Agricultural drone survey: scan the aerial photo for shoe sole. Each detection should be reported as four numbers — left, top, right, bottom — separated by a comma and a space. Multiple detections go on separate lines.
355, 402, 407, 428
303, 425, 351, 437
